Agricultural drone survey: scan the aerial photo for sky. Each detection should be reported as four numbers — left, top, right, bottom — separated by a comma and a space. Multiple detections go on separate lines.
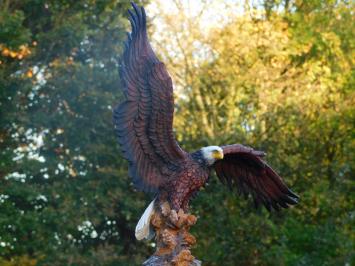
147, 0, 245, 31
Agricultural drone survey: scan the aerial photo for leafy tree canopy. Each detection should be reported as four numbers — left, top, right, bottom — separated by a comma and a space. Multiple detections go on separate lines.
0, 0, 354, 265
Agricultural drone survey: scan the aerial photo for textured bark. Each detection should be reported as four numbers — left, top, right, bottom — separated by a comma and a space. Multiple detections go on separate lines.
143, 201, 201, 266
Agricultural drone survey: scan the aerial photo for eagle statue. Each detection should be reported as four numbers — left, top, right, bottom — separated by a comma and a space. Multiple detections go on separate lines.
113, 2, 299, 241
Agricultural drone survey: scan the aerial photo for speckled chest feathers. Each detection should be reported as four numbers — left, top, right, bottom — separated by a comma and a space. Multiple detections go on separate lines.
160, 150, 211, 211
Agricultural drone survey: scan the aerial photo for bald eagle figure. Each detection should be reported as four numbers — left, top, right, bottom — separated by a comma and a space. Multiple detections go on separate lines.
113, 3, 299, 240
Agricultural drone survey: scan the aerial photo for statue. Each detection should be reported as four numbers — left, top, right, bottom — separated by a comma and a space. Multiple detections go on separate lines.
113, 2, 299, 265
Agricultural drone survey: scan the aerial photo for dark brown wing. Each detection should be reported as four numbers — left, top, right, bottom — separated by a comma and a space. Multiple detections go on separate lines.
113, 3, 187, 193
213, 144, 299, 211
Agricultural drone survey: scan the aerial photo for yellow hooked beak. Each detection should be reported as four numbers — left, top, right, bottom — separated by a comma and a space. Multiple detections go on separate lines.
212, 150, 224, 160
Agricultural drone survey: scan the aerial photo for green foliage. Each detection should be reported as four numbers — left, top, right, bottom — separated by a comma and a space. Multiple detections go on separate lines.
158, 1, 354, 265
0, 0, 152, 265
0, 9, 31, 48
0, 0, 354, 265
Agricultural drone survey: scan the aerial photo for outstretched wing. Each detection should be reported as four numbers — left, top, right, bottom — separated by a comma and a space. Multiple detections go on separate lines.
113, 3, 187, 193
213, 144, 299, 211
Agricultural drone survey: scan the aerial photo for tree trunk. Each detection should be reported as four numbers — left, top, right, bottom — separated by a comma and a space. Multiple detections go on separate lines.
143, 201, 201, 266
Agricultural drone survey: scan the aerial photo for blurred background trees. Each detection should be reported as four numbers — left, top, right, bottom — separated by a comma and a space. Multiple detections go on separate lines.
0, 0, 353, 265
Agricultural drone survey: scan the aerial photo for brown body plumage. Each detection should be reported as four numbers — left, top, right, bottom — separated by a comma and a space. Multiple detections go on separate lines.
163, 153, 210, 211
113, 3, 299, 214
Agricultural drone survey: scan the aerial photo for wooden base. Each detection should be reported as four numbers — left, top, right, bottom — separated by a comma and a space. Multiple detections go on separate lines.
143, 202, 201, 266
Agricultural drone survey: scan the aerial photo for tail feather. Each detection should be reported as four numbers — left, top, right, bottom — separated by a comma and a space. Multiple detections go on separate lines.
135, 198, 156, 241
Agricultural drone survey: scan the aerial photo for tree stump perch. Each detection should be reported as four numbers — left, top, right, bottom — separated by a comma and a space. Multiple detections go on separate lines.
143, 201, 201, 266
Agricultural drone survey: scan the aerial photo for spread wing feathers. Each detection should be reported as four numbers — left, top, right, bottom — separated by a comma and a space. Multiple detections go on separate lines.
214, 144, 299, 211
113, 3, 187, 193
